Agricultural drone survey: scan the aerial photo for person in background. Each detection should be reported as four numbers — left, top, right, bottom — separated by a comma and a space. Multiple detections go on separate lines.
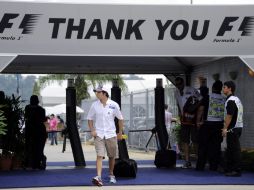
24, 95, 47, 170
196, 86, 209, 129
44, 116, 50, 138
87, 85, 124, 186
57, 115, 65, 130
165, 104, 177, 132
174, 77, 202, 168
222, 81, 243, 177
56, 115, 65, 142
164, 104, 177, 149
49, 114, 58, 145
196, 81, 225, 171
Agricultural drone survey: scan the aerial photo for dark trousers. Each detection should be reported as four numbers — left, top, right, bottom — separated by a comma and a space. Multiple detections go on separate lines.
49, 131, 58, 145
25, 130, 47, 169
196, 121, 223, 170
225, 127, 242, 172
32, 133, 46, 169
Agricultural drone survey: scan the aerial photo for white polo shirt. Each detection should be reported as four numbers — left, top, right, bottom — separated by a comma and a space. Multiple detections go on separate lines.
87, 99, 124, 139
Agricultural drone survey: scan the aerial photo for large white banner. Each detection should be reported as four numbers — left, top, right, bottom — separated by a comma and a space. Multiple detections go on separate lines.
0, 1, 254, 56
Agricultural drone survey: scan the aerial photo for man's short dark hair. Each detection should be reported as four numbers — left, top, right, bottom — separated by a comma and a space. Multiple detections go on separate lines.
212, 80, 223, 93
175, 77, 184, 84
199, 86, 209, 97
224, 81, 236, 94
30, 95, 39, 105
164, 104, 168, 110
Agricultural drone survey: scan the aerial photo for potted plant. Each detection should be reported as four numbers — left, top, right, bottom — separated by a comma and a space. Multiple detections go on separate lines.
0, 104, 12, 170
11, 133, 25, 170
0, 94, 25, 170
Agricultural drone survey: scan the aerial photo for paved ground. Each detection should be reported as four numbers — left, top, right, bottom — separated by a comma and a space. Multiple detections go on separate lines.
45, 140, 155, 162
3, 141, 254, 190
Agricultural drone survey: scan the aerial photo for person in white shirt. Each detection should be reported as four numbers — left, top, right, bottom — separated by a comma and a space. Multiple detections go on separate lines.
174, 77, 202, 169
165, 104, 178, 151
87, 85, 124, 186
164, 104, 177, 133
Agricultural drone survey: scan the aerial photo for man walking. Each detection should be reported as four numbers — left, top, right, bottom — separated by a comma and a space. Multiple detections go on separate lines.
222, 81, 243, 177
87, 85, 124, 186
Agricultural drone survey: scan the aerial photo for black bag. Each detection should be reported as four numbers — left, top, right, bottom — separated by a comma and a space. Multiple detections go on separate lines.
114, 139, 138, 178
154, 149, 176, 168
114, 158, 138, 178
118, 139, 129, 160
182, 96, 201, 125
153, 128, 176, 168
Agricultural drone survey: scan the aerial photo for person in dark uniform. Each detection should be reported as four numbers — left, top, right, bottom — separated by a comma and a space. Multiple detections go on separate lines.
222, 81, 243, 177
196, 81, 225, 171
24, 95, 47, 170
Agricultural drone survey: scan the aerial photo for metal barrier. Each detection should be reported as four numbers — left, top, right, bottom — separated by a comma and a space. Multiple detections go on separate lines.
80, 86, 177, 151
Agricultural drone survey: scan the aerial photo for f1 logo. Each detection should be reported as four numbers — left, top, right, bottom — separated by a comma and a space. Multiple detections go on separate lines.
217, 16, 254, 36
0, 13, 41, 34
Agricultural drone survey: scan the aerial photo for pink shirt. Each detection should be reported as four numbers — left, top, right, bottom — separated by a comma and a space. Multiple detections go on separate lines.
49, 117, 58, 131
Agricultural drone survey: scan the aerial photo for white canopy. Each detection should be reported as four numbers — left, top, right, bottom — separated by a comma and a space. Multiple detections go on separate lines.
45, 104, 84, 115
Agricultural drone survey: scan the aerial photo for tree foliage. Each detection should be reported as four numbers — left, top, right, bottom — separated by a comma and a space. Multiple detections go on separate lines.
35, 74, 127, 105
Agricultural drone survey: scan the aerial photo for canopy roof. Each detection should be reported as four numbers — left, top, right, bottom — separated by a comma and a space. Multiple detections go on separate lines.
2, 55, 223, 74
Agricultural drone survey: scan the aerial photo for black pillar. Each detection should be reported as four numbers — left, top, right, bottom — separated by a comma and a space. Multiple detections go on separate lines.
66, 79, 86, 167
154, 78, 168, 150
111, 79, 129, 159
111, 79, 121, 112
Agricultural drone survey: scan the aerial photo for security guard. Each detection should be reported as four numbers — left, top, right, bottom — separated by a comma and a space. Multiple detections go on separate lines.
222, 81, 243, 177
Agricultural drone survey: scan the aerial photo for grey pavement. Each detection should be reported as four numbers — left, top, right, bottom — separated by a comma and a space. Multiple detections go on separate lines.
3, 141, 254, 190
45, 140, 155, 163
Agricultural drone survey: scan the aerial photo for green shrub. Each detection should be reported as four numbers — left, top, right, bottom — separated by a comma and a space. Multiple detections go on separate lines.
172, 121, 181, 144
0, 107, 7, 135
241, 150, 254, 171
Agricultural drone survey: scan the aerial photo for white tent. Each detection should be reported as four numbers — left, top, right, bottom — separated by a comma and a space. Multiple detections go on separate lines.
45, 104, 84, 115
44, 106, 55, 115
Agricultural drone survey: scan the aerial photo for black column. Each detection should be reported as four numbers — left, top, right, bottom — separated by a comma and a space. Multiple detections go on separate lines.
111, 79, 121, 134
66, 79, 86, 167
111, 79, 129, 159
154, 78, 168, 150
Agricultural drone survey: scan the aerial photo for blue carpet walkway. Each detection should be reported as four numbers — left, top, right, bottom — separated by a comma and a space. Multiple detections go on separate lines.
0, 160, 254, 188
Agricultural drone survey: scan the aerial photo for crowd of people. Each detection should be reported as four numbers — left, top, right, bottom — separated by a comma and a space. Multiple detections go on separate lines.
173, 77, 243, 177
